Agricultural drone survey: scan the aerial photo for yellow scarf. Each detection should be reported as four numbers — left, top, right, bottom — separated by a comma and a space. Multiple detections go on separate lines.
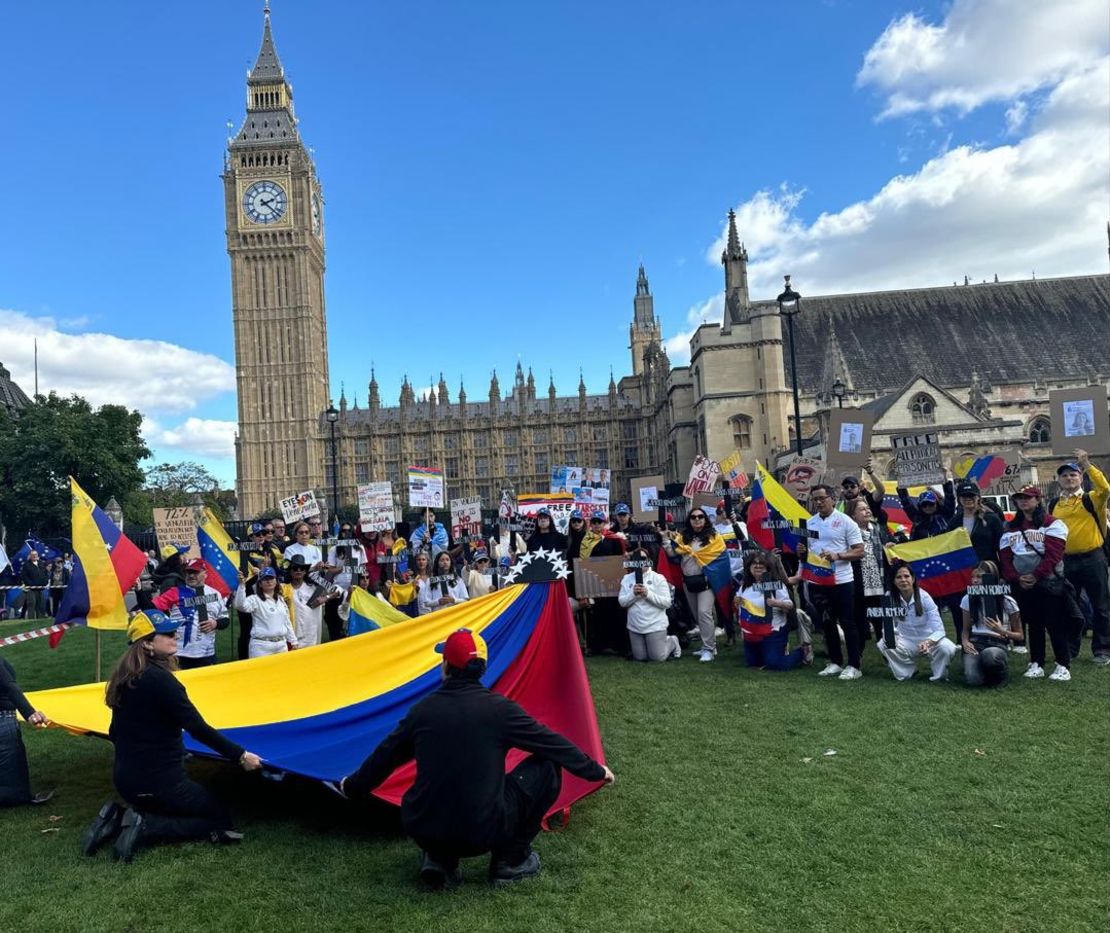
671, 533, 726, 568
579, 531, 602, 558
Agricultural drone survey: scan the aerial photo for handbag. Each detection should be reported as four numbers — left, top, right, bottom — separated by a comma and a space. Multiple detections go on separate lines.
683, 574, 709, 593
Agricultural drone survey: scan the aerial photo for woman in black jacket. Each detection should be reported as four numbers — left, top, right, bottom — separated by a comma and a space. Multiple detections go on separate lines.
946, 480, 1004, 643
0, 657, 51, 807
81, 610, 263, 862
527, 508, 568, 553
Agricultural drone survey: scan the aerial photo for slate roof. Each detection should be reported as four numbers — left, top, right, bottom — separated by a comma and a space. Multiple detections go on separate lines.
770, 274, 1110, 394
0, 362, 31, 415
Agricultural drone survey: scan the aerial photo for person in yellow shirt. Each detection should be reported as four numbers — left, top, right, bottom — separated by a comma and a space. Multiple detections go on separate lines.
1050, 448, 1110, 664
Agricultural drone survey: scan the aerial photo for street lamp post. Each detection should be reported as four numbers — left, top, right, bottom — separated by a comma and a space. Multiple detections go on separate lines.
777, 275, 804, 456
832, 377, 846, 409
325, 403, 339, 523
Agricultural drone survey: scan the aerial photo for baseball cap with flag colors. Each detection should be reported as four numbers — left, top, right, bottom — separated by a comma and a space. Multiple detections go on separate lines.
127, 610, 179, 644
435, 628, 488, 668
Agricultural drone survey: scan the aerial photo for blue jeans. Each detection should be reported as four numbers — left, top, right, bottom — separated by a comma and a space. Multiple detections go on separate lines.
742, 629, 804, 670
0, 714, 32, 807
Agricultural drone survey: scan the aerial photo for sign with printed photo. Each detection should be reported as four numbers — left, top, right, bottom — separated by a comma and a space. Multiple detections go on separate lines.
1049, 387, 1110, 455
550, 465, 583, 493
517, 492, 576, 534
279, 489, 321, 524
827, 408, 874, 472
408, 465, 445, 508
630, 474, 665, 524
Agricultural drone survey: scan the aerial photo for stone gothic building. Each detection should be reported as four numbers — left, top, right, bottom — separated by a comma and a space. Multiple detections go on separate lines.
227, 12, 1110, 517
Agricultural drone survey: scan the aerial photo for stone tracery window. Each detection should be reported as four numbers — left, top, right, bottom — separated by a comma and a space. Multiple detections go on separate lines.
910, 392, 936, 425
1028, 417, 1051, 445
730, 414, 753, 450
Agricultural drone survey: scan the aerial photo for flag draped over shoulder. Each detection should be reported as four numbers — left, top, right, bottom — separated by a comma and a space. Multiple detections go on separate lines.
884, 528, 977, 597
54, 478, 146, 634
29, 582, 607, 823
347, 587, 410, 637
196, 508, 238, 597
748, 464, 809, 553
668, 532, 735, 617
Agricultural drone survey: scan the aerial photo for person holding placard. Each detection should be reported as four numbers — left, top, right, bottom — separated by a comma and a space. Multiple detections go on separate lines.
735, 551, 808, 670
618, 549, 678, 662
878, 562, 958, 682
410, 510, 449, 555
960, 562, 1023, 687
527, 508, 568, 553
845, 497, 896, 650
284, 521, 324, 569
233, 567, 298, 658
418, 551, 469, 615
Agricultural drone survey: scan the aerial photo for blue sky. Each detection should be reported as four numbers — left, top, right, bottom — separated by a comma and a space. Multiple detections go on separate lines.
1, 1, 1106, 486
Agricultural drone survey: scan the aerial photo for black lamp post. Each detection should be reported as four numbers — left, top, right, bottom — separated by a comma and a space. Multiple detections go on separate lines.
777, 275, 804, 455
832, 377, 846, 409
325, 403, 339, 521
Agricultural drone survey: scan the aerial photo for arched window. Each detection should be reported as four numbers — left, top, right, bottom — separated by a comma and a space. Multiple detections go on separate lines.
1029, 417, 1051, 445
910, 392, 936, 424
731, 414, 753, 450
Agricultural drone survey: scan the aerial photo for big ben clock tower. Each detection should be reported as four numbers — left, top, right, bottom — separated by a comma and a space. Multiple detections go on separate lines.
225, 7, 329, 516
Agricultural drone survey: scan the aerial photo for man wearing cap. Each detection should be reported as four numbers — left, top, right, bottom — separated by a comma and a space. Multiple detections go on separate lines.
897, 477, 956, 541
81, 610, 263, 862
151, 561, 229, 669
838, 460, 888, 523
611, 502, 660, 561
339, 628, 614, 888
1049, 449, 1110, 664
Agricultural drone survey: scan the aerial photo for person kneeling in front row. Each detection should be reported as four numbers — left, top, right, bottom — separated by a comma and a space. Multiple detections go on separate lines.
81, 610, 263, 862
618, 550, 680, 662
338, 628, 615, 888
961, 561, 1023, 687
878, 561, 958, 682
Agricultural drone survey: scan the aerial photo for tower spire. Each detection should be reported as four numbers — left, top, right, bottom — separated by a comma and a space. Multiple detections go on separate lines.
721, 208, 751, 331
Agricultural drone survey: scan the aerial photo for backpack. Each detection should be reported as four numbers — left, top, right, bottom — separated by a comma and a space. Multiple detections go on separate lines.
1048, 493, 1110, 560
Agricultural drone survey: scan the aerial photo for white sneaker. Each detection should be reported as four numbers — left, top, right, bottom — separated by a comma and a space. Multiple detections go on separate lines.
1024, 663, 1044, 679
838, 666, 862, 681
818, 663, 844, 677
667, 635, 681, 660
1012, 645, 1028, 655
714, 627, 726, 640
1093, 655, 1110, 667
1048, 665, 1071, 682
699, 648, 715, 663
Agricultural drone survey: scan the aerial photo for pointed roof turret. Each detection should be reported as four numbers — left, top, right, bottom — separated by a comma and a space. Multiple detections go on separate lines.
722, 209, 748, 262
548, 370, 557, 398
339, 382, 348, 412
608, 368, 617, 395
490, 369, 500, 402
458, 377, 467, 407
636, 263, 650, 296
231, 5, 299, 148
249, 3, 285, 84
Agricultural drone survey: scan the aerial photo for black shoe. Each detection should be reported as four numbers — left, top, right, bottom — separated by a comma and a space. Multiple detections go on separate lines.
29, 790, 55, 806
209, 829, 245, 845
419, 851, 462, 890
489, 850, 542, 887
81, 800, 122, 856
112, 808, 143, 863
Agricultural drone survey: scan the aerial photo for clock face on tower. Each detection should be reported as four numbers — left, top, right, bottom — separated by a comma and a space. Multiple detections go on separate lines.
311, 192, 322, 236
242, 180, 288, 224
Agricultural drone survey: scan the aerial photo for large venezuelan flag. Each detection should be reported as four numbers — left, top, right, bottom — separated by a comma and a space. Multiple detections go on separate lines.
884, 528, 977, 598
196, 507, 238, 597
54, 478, 147, 633
29, 582, 606, 821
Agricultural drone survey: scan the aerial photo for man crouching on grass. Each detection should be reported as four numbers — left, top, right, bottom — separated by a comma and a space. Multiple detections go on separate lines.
338, 628, 615, 888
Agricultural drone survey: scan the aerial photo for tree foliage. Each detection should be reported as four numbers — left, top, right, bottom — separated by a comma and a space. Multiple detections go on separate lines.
0, 393, 149, 542
124, 461, 235, 526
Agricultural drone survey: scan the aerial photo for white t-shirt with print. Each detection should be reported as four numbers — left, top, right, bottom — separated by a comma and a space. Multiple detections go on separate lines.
807, 511, 863, 585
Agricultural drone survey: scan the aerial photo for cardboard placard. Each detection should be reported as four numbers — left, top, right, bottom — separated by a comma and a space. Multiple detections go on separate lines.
449, 495, 483, 541
407, 465, 444, 508
549, 465, 583, 493
1050, 387, 1110, 455
358, 481, 395, 532
827, 408, 874, 471
280, 490, 321, 524
784, 457, 824, 501
718, 450, 748, 489
630, 474, 666, 524
890, 433, 945, 487
572, 555, 629, 599
517, 492, 575, 534
153, 507, 200, 561
683, 455, 720, 498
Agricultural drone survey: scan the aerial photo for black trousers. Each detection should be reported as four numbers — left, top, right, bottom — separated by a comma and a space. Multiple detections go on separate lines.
413, 757, 561, 868
323, 600, 344, 642
236, 612, 253, 660
177, 654, 216, 670
585, 598, 630, 655
119, 777, 234, 845
809, 582, 860, 668
1064, 550, 1110, 657
0, 715, 32, 807
1012, 585, 1071, 668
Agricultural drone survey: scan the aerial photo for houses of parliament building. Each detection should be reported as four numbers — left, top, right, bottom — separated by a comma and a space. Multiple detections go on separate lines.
227, 11, 1110, 518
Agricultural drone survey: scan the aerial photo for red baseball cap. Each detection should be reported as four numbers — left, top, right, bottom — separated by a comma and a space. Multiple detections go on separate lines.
435, 628, 488, 668
184, 559, 207, 572
1013, 485, 1042, 499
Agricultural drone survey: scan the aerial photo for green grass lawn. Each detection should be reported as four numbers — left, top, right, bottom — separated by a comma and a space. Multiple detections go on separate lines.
1, 617, 1107, 933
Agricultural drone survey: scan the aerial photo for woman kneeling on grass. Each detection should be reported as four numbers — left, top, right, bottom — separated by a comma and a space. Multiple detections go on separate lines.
960, 561, 1023, 687
736, 551, 810, 670
877, 561, 958, 682
81, 610, 263, 862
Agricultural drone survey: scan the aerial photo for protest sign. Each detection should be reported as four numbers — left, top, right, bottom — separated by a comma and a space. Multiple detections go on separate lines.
518, 492, 575, 534
890, 433, 945, 486
683, 455, 720, 498
572, 555, 628, 599
408, 465, 445, 508
280, 490, 321, 524
581, 468, 611, 490
571, 484, 609, 520
358, 481, 395, 532
630, 474, 665, 523
1049, 387, 1110, 455
450, 495, 483, 541
827, 409, 874, 473
718, 450, 748, 489
783, 457, 823, 500
550, 465, 583, 493
152, 507, 199, 561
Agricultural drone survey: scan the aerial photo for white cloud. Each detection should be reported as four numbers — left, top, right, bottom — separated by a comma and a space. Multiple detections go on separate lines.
0, 309, 235, 413
664, 294, 723, 365
144, 417, 238, 460
858, 0, 1108, 118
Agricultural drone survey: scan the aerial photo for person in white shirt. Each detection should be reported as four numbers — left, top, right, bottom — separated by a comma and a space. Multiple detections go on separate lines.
233, 567, 298, 658
960, 561, 1023, 687
617, 551, 679, 662
287, 555, 328, 649
283, 521, 324, 569
160, 561, 228, 669
418, 552, 469, 615
465, 551, 495, 599
878, 561, 958, 682
735, 551, 809, 670
806, 484, 866, 680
